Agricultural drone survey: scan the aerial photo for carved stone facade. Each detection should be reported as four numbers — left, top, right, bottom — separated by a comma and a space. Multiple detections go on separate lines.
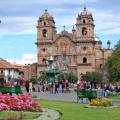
36, 8, 112, 79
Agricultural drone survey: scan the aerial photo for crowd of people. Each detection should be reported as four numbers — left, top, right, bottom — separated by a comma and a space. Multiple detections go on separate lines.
2, 78, 70, 95
37, 80, 70, 94
0, 78, 20, 88
0, 77, 120, 97
0, 77, 34, 95
77, 80, 120, 97
0, 77, 71, 95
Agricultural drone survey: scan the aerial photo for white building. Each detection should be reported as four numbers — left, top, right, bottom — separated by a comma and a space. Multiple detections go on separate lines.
0, 58, 21, 81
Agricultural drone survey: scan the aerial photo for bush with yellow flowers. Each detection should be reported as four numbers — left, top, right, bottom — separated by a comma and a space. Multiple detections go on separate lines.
90, 98, 113, 107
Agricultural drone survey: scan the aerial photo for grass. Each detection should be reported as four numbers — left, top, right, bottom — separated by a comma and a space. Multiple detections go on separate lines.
0, 111, 40, 120
0, 100, 120, 120
39, 100, 120, 120
109, 95, 120, 99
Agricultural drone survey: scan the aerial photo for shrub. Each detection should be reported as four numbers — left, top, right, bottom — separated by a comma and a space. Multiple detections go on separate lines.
90, 98, 113, 107
0, 94, 42, 112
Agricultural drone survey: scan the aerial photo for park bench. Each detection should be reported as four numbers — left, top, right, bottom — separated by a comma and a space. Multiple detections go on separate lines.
0, 86, 23, 95
74, 89, 102, 102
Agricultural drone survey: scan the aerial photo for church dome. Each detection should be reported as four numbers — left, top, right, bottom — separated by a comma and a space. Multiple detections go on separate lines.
94, 34, 100, 42
80, 7, 92, 16
40, 9, 54, 21
61, 30, 68, 34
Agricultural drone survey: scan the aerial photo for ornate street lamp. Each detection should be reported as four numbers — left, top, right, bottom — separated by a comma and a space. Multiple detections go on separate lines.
99, 40, 102, 49
48, 56, 54, 69
107, 40, 111, 49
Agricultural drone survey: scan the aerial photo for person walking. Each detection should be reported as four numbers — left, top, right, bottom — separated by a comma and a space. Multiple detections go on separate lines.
25, 80, 29, 93
50, 82, 54, 94
65, 80, 69, 92
62, 80, 65, 93
42, 83, 45, 92
55, 82, 58, 94
29, 81, 33, 95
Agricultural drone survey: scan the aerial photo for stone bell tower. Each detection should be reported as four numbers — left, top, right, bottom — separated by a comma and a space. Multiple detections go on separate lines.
75, 7, 96, 77
76, 7, 95, 41
36, 9, 56, 76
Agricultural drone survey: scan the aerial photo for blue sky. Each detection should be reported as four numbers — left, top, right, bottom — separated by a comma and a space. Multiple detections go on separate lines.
0, 0, 120, 64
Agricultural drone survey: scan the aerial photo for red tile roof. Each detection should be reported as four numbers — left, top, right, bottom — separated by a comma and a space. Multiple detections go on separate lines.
0, 58, 19, 69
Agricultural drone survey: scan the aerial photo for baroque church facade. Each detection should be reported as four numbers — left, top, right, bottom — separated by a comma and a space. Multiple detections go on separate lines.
36, 8, 112, 78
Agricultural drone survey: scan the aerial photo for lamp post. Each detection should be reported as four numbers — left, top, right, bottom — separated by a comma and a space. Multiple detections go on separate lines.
99, 40, 102, 49
47, 56, 54, 83
47, 56, 54, 70
107, 40, 111, 49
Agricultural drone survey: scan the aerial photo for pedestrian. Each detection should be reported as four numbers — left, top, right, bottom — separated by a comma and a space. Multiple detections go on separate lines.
57, 82, 59, 93
78, 80, 84, 90
42, 83, 45, 92
62, 80, 65, 93
29, 81, 33, 95
50, 82, 54, 94
65, 80, 69, 92
55, 82, 58, 94
25, 80, 29, 93
104, 84, 109, 97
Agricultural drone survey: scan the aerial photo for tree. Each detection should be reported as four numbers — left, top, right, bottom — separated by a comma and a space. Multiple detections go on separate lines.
115, 40, 120, 50
65, 72, 78, 83
37, 73, 48, 83
107, 40, 120, 83
81, 72, 103, 83
57, 72, 77, 83
57, 73, 65, 81
30, 76, 37, 84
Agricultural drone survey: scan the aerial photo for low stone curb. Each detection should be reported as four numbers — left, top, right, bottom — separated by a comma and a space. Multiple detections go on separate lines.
34, 108, 60, 120
85, 104, 119, 109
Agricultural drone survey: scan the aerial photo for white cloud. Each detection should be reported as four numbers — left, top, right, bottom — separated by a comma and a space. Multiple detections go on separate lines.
8, 53, 37, 65
0, 16, 37, 35
0, 1, 120, 37
1, 8, 120, 36
90, 9, 120, 35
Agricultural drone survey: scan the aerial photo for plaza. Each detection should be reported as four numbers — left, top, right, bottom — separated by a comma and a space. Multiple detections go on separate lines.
0, 0, 120, 120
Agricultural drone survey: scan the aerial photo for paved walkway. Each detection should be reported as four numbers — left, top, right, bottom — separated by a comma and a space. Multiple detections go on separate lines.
33, 92, 77, 102
32, 91, 120, 106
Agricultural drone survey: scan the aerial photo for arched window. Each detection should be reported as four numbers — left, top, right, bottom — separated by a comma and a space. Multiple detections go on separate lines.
42, 58, 46, 64
83, 57, 87, 63
42, 29, 48, 37
83, 19, 86, 24
44, 22, 46, 26
100, 64, 102, 69
82, 27, 87, 36
42, 48, 46, 52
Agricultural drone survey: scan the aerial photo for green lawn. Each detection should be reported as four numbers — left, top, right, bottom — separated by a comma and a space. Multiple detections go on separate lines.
109, 95, 120, 99
0, 100, 120, 120
0, 111, 40, 120
40, 100, 120, 120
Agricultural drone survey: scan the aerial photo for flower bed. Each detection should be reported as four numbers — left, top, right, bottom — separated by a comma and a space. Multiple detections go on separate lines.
0, 94, 42, 112
89, 98, 113, 107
